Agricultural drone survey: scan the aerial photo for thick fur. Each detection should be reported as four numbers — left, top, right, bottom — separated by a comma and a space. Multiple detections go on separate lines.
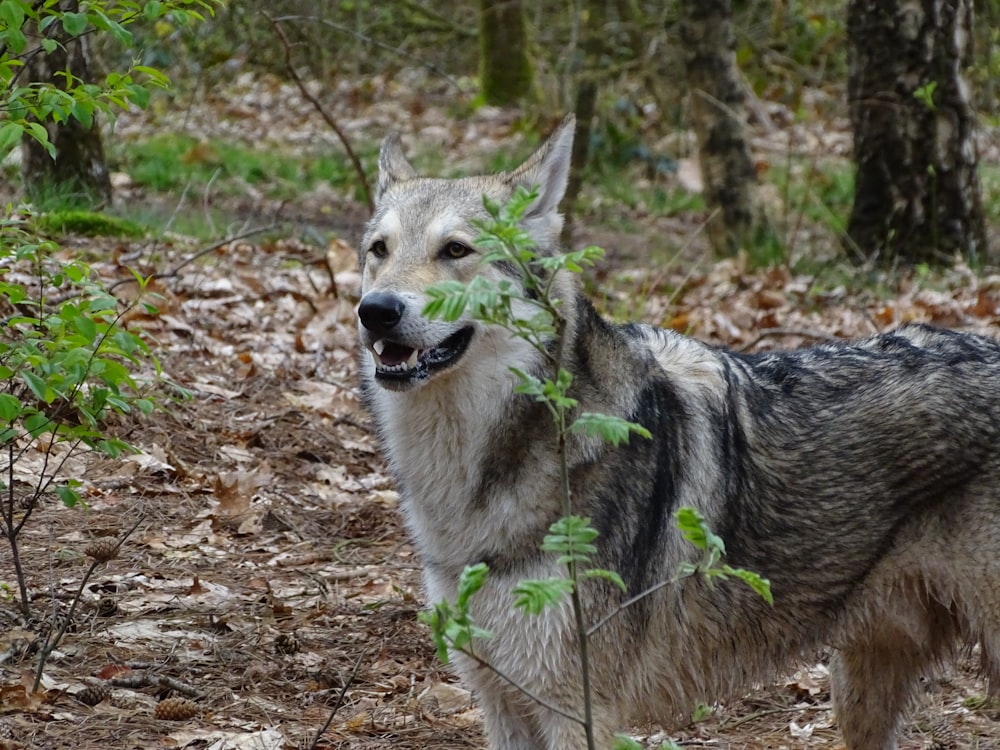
356, 115, 1000, 750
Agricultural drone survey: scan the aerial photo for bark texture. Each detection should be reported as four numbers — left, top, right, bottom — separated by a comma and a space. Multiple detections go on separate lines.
21, 1, 111, 208
678, 0, 771, 257
561, 0, 605, 246
479, 0, 533, 106
846, 0, 989, 266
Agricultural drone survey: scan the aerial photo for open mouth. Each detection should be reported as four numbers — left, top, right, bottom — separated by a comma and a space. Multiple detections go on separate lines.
369, 326, 474, 385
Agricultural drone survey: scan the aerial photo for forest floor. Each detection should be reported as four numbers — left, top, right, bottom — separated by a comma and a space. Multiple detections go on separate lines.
1, 71, 1000, 749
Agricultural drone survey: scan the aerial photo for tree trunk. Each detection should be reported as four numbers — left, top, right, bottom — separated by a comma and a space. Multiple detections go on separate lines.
677, 0, 772, 258
479, 0, 533, 106
21, 1, 111, 209
561, 0, 605, 246
846, 0, 989, 266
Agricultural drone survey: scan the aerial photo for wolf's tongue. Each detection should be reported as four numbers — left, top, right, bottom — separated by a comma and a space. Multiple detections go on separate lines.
379, 342, 418, 368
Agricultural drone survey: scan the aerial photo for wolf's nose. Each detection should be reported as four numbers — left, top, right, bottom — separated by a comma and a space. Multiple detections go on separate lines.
358, 292, 405, 335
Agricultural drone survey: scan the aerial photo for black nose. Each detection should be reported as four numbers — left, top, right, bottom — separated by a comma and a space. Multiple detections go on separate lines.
358, 292, 405, 335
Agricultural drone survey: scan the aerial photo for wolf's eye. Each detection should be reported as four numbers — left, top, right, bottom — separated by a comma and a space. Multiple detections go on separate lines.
441, 241, 473, 260
369, 240, 388, 259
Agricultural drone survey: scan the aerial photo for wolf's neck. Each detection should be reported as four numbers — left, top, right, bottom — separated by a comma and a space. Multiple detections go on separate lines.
370, 329, 560, 580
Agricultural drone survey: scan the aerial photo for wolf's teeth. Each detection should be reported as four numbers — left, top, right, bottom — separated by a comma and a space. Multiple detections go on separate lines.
406, 349, 419, 368
372, 339, 386, 356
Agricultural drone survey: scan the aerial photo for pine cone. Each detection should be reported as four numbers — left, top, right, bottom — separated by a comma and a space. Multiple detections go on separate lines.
76, 682, 111, 706
928, 717, 962, 749
84, 538, 119, 563
154, 697, 199, 721
273, 632, 301, 655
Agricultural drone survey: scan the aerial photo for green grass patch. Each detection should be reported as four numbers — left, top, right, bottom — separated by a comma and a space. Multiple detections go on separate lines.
114, 134, 374, 202
980, 164, 1000, 223
34, 210, 147, 238
768, 158, 854, 234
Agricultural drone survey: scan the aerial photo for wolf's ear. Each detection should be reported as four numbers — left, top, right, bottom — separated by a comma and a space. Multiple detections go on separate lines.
507, 114, 575, 239
375, 133, 418, 201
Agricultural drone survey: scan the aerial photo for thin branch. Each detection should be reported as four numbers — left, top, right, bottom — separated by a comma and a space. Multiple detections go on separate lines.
265, 12, 373, 212
457, 644, 584, 726
32, 511, 144, 691
271, 14, 467, 95
586, 578, 674, 638
308, 648, 366, 750
106, 223, 283, 294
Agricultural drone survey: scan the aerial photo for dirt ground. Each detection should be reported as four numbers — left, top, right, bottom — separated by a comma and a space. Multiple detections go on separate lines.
2, 75, 1000, 750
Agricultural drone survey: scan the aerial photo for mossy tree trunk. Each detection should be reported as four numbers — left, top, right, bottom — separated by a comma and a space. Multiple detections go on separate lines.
846, 0, 989, 266
21, 0, 111, 209
677, 0, 772, 258
479, 0, 533, 106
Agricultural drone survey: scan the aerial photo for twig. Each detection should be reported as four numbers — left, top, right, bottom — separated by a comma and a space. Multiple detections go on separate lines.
32, 512, 144, 692
105, 223, 283, 294
106, 670, 205, 699
308, 649, 366, 750
265, 13, 373, 212
720, 702, 829, 730
586, 578, 674, 638
457, 644, 584, 726
163, 179, 193, 236
271, 14, 467, 95
202, 167, 222, 238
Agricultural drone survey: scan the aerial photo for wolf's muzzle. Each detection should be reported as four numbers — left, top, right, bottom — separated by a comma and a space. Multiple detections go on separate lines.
358, 291, 405, 336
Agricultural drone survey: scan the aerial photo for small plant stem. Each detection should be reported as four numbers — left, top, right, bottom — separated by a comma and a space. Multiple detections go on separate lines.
308, 649, 366, 750
568, 557, 596, 750
458, 644, 584, 725
266, 13, 373, 211
7, 530, 29, 618
32, 513, 143, 692
586, 578, 674, 637
2, 444, 29, 617
32, 556, 101, 691
553, 329, 595, 750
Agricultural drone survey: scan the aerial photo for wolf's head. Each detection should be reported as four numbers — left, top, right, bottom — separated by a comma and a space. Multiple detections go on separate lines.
357, 115, 575, 392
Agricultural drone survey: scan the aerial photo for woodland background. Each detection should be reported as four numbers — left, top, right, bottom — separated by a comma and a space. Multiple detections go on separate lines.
0, 1, 999, 749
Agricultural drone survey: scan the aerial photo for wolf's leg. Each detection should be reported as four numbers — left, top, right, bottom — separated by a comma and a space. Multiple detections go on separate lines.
830, 597, 957, 750
478, 686, 544, 750
481, 710, 542, 750
536, 707, 613, 750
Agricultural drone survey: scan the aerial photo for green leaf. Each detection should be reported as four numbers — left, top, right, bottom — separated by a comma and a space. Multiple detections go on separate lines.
0, 121, 23, 157
143, 0, 164, 20
723, 565, 774, 605
612, 736, 644, 750
23, 122, 54, 157
674, 507, 725, 554
570, 412, 651, 447
40, 37, 58, 54
22, 371, 53, 403
61, 11, 88, 37
69, 313, 98, 343
513, 577, 574, 614
0, 0, 26, 30
24, 411, 51, 437
55, 484, 80, 508
2, 25, 25, 53
418, 604, 452, 663
0, 393, 22, 421
456, 562, 488, 608
125, 82, 150, 109
580, 567, 627, 592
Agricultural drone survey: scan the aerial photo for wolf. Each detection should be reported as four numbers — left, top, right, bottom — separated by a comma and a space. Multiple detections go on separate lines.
356, 114, 1000, 750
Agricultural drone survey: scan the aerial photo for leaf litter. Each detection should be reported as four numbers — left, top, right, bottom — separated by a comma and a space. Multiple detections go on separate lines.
1, 72, 998, 749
